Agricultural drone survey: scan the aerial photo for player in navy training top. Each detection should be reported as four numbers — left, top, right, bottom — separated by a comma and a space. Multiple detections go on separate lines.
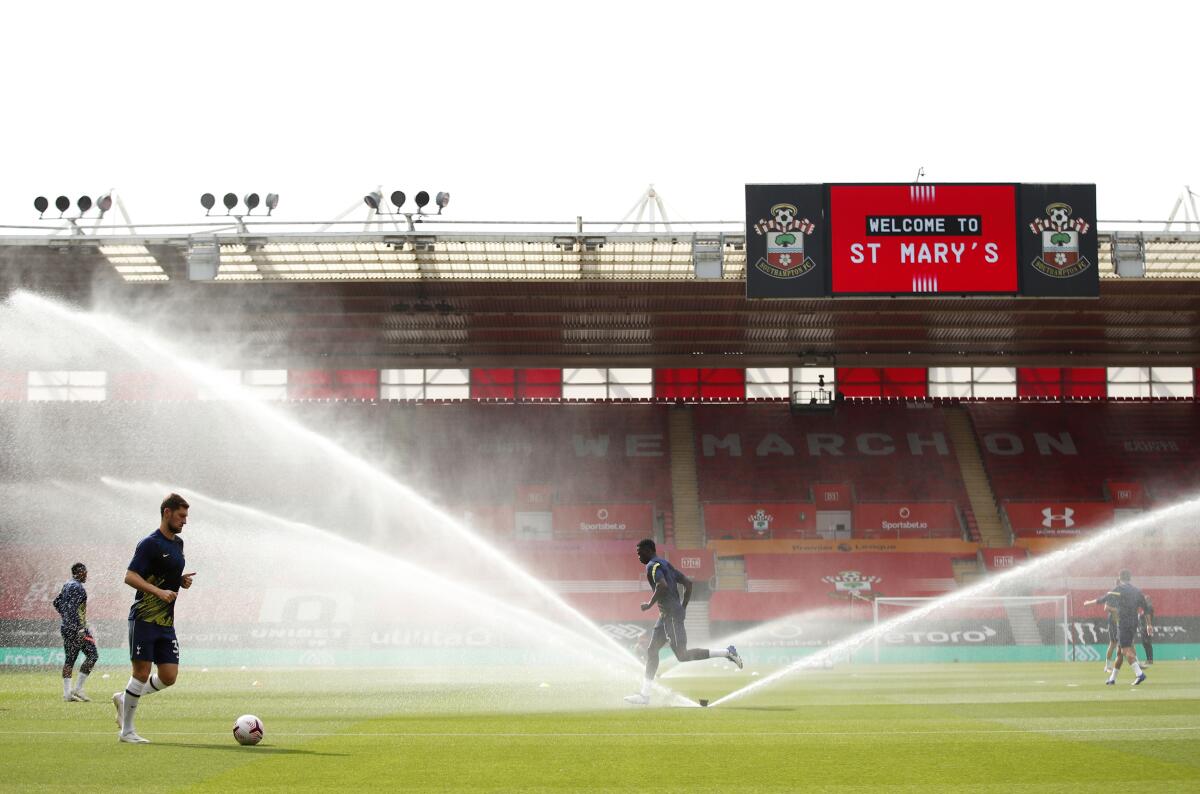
624, 539, 743, 705
1088, 569, 1149, 686
53, 562, 97, 702
112, 493, 196, 744
1084, 576, 1121, 674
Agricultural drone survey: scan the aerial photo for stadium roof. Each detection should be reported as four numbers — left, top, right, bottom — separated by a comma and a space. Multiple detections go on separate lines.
2, 229, 1199, 366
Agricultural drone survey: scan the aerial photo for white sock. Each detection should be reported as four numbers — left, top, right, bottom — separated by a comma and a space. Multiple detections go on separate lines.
709, 649, 730, 659
63, 677, 72, 697
121, 677, 144, 734
1132, 661, 1144, 677
74, 672, 89, 693
1108, 669, 1118, 682
640, 677, 652, 697
140, 675, 166, 698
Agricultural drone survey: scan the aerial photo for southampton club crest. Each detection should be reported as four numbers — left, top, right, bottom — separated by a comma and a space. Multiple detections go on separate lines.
1029, 202, 1092, 278
822, 570, 882, 601
748, 508, 773, 536
753, 203, 816, 279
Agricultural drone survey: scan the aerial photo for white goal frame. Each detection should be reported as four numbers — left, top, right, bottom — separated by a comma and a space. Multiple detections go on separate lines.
871, 595, 1070, 663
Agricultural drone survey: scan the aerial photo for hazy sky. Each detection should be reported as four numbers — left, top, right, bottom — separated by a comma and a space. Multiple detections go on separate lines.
3, 1, 1197, 231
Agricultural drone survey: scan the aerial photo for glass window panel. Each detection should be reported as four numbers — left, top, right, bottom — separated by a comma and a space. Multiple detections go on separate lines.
609, 368, 652, 384
746, 368, 788, 384
380, 384, 425, 400
1150, 367, 1193, 384
425, 384, 470, 399
562, 384, 607, 399
1151, 382, 1192, 398
426, 369, 469, 385
930, 382, 972, 398
929, 367, 971, 383
563, 368, 606, 384
973, 367, 1016, 383
1108, 383, 1150, 398
974, 382, 1018, 398
609, 383, 652, 398
244, 369, 287, 386
1107, 367, 1149, 384
746, 383, 788, 399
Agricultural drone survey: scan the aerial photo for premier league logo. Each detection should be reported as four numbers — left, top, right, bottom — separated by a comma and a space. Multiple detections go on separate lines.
753, 203, 816, 279
1028, 202, 1092, 278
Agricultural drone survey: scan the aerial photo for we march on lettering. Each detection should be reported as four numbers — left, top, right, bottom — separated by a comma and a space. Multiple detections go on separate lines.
570, 432, 1079, 457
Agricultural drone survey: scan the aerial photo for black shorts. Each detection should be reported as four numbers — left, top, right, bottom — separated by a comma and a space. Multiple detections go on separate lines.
1117, 620, 1137, 648
61, 629, 97, 666
128, 620, 179, 664
653, 611, 688, 652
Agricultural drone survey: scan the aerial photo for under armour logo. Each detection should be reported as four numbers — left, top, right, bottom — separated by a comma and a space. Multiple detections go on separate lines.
1041, 507, 1075, 528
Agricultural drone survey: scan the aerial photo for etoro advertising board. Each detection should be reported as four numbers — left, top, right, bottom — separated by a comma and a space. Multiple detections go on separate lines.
745, 183, 1098, 299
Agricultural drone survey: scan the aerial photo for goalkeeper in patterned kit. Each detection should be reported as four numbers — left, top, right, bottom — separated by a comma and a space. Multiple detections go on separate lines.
1087, 569, 1150, 686
624, 539, 742, 705
1084, 576, 1121, 673
112, 494, 196, 744
53, 563, 98, 702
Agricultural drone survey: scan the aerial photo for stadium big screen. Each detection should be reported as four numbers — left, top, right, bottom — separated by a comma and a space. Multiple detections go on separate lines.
745, 183, 1099, 299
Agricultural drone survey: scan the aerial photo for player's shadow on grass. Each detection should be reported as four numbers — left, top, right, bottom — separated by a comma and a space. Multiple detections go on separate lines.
165, 743, 346, 757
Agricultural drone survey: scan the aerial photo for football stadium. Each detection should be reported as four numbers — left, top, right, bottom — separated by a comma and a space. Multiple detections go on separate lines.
2, 182, 1200, 792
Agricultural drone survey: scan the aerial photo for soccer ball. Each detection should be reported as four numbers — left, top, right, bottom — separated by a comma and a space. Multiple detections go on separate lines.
233, 714, 264, 746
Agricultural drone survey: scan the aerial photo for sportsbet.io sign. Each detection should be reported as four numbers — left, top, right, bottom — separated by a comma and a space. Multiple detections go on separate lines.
745, 183, 1098, 299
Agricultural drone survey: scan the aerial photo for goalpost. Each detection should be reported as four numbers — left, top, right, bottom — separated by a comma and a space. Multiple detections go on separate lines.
871, 595, 1070, 663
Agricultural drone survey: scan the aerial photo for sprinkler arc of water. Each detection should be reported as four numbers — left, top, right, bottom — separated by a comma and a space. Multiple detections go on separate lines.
708, 495, 1200, 708
5, 291, 665, 692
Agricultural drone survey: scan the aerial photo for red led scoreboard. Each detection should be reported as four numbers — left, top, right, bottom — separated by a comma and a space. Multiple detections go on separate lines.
745, 183, 1098, 299
829, 184, 1017, 295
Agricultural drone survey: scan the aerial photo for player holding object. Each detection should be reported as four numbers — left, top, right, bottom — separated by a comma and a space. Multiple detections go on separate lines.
624, 539, 742, 705
1087, 569, 1149, 686
112, 494, 196, 743
53, 563, 98, 702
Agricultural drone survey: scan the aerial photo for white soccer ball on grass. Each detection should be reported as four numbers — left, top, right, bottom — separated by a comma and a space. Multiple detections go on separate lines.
233, 714, 264, 746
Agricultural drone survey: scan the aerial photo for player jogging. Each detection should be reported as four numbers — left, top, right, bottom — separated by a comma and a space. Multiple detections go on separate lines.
624, 539, 742, 705
53, 563, 98, 702
1087, 569, 1149, 687
112, 493, 196, 743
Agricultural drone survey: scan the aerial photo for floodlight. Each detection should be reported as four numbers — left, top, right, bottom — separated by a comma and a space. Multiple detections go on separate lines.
415, 191, 430, 211
97, 193, 113, 213
244, 193, 260, 212
34, 196, 49, 216
200, 193, 216, 214
222, 193, 238, 212
55, 196, 70, 215
390, 190, 406, 210
364, 191, 383, 210
264, 193, 279, 214
435, 192, 450, 213
77, 196, 93, 214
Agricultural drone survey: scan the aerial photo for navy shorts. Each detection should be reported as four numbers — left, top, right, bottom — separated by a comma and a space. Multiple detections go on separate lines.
128, 620, 179, 664
653, 610, 688, 652
1116, 619, 1137, 648
61, 628, 98, 666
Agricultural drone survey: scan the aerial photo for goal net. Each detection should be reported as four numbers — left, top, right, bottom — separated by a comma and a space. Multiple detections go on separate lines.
870, 595, 1070, 663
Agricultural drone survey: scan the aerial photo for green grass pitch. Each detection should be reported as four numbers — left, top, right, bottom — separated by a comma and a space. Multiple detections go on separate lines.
2, 663, 1198, 792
